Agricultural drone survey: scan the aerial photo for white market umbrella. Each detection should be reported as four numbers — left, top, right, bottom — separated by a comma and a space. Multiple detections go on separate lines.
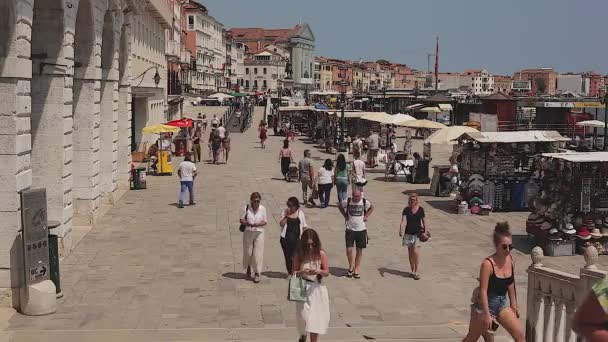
361, 112, 416, 125
398, 119, 447, 129
419, 106, 443, 113
424, 125, 479, 145
576, 120, 605, 128
209, 93, 233, 99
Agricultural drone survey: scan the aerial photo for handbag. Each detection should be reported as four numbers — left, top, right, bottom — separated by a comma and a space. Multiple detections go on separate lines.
239, 205, 248, 232
418, 227, 430, 242
287, 275, 307, 302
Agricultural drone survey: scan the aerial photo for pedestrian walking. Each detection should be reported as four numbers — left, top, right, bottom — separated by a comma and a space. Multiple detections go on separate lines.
279, 197, 307, 274
316, 159, 334, 208
177, 154, 196, 208
201, 114, 208, 132
398, 193, 429, 280
259, 121, 268, 149
191, 129, 202, 163
279, 140, 293, 180
334, 154, 350, 203
338, 189, 373, 279
211, 115, 219, 128
351, 154, 366, 195
223, 131, 231, 163
367, 130, 380, 167
573, 275, 608, 341
235, 109, 242, 126
240, 192, 268, 283
293, 229, 330, 342
352, 135, 363, 160
210, 129, 221, 164
463, 222, 524, 342
298, 150, 315, 206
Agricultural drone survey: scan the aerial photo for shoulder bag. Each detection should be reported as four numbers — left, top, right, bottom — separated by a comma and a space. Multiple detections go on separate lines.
239, 205, 248, 232
287, 275, 307, 302
417, 208, 430, 242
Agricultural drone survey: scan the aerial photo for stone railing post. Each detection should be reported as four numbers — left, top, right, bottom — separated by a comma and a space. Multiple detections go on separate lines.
578, 246, 608, 305
526, 246, 544, 342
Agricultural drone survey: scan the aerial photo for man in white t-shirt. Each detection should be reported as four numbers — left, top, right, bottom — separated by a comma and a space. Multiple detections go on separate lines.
177, 154, 197, 208
338, 189, 373, 278
351, 155, 367, 195
367, 131, 380, 168
217, 124, 226, 139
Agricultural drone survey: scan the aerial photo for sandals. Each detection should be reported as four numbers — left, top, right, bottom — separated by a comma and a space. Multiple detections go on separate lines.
353, 273, 361, 279
412, 273, 420, 280
346, 269, 354, 278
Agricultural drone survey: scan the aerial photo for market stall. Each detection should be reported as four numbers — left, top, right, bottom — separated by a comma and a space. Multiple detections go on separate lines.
453, 130, 569, 212
277, 106, 315, 136
527, 151, 608, 256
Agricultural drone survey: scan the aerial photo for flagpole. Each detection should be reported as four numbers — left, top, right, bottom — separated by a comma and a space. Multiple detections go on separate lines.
434, 36, 439, 93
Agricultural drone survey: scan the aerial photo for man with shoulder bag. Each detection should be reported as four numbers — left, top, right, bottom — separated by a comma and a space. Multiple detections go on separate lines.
338, 189, 373, 279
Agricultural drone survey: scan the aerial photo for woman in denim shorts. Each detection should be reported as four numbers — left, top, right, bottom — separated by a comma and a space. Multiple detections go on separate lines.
463, 222, 524, 342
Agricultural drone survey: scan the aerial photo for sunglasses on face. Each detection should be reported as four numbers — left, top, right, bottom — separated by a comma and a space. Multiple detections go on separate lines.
501, 244, 514, 251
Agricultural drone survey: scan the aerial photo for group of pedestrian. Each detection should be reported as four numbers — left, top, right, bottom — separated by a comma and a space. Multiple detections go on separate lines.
208, 119, 231, 164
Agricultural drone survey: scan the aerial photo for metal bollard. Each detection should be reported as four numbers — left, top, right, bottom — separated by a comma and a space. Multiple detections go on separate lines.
47, 220, 62, 298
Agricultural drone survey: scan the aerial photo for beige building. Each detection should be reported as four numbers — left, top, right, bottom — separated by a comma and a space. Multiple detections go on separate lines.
185, 3, 226, 93
0, 0, 171, 307
243, 50, 287, 93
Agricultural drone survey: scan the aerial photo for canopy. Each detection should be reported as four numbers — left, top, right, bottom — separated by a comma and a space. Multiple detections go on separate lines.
438, 103, 453, 111
230, 92, 247, 97
398, 119, 447, 129
166, 118, 193, 128
361, 112, 415, 125
542, 151, 608, 163
310, 90, 340, 96
142, 124, 181, 134
576, 120, 606, 128
209, 93, 233, 99
279, 106, 315, 112
424, 126, 478, 145
419, 106, 442, 113
328, 111, 367, 119
455, 130, 570, 143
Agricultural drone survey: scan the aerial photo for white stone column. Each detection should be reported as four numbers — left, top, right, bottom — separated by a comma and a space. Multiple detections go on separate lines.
99, 75, 118, 203
534, 294, 545, 342
0, 0, 33, 293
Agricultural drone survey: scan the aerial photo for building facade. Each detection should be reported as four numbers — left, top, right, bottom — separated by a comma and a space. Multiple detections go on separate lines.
242, 50, 286, 93
556, 73, 584, 95
0, 0, 169, 304
184, 1, 225, 94
513, 68, 557, 95
494, 75, 513, 94
471, 69, 495, 95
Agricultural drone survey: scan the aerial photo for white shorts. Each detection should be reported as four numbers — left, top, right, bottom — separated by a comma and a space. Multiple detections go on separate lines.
402, 234, 420, 247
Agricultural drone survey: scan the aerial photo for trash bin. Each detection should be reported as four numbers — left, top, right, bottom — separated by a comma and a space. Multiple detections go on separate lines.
130, 167, 147, 190
47, 220, 62, 298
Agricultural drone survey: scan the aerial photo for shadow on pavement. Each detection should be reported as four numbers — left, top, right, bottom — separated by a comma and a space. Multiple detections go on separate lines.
401, 189, 433, 196
378, 267, 412, 278
329, 266, 349, 277
222, 272, 248, 280
424, 200, 455, 214
262, 271, 288, 279
512, 234, 534, 254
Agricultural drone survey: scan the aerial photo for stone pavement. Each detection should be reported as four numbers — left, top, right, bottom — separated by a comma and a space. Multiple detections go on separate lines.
4, 107, 606, 341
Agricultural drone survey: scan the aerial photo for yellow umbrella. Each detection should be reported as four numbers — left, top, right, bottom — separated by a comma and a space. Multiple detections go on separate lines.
142, 124, 181, 134
397, 119, 447, 129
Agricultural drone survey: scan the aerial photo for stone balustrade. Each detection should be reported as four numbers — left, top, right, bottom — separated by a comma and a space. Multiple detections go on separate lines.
526, 246, 607, 342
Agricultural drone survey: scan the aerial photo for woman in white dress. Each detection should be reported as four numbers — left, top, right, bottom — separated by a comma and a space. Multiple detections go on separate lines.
293, 229, 330, 342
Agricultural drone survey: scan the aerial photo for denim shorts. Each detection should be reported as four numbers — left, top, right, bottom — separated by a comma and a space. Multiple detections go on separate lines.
402, 234, 420, 247
472, 294, 508, 317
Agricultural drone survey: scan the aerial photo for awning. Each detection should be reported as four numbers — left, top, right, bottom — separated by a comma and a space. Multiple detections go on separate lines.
279, 106, 315, 112
455, 130, 570, 143
542, 152, 608, 163
405, 103, 425, 110
438, 103, 453, 111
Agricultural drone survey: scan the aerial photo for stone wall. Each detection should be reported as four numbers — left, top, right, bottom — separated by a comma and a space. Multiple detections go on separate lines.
0, 0, 139, 307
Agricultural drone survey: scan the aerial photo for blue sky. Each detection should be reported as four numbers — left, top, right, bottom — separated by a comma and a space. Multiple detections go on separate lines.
201, 0, 607, 75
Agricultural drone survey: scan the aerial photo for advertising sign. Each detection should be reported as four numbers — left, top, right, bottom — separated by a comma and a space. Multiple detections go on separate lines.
21, 189, 50, 285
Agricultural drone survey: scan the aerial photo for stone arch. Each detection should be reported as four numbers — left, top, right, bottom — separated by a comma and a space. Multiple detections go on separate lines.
72, 0, 100, 223
99, 8, 118, 201
30, 0, 69, 235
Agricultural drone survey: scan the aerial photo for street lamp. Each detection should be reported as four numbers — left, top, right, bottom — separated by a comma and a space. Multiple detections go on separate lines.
134, 66, 161, 87
338, 66, 348, 152
602, 91, 608, 150
383, 79, 390, 113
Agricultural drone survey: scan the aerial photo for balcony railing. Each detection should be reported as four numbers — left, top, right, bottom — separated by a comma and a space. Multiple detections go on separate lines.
525, 246, 608, 342
165, 40, 180, 58
181, 49, 191, 65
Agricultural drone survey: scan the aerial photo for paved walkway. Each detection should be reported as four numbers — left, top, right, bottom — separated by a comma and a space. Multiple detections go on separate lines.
4, 107, 605, 341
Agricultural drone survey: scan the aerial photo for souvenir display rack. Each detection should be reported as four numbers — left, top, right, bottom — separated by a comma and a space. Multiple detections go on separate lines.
453, 132, 566, 212
526, 152, 608, 256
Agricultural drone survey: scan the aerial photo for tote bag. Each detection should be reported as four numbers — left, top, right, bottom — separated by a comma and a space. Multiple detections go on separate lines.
287, 275, 307, 302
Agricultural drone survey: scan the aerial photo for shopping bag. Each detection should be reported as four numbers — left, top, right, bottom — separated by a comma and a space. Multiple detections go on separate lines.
287, 275, 307, 302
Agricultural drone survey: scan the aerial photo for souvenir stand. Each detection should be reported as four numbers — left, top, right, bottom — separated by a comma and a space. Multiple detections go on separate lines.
527, 152, 608, 256
277, 106, 315, 136
453, 131, 569, 214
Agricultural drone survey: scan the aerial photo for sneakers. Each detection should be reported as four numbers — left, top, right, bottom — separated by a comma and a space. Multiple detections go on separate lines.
177, 202, 184, 209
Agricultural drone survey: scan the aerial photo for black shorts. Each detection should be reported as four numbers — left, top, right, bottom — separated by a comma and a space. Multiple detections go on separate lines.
345, 230, 367, 248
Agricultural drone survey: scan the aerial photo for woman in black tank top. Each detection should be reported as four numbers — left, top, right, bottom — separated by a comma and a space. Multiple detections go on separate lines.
463, 222, 524, 342
280, 197, 306, 274
398, 194, 429, 280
